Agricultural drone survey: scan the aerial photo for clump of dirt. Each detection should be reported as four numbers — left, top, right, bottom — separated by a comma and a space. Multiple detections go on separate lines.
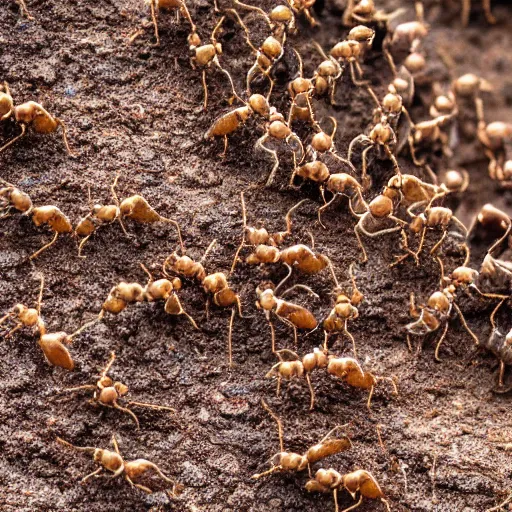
1, 1, 512, 511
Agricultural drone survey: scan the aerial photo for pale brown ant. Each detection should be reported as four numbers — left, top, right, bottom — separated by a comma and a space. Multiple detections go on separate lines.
76, 172, 184, 257
461, 0, 496, 26
0, 182, 33, 218
348, 120, 402, 190
478, 121, 512, 186
306, 468, 391, 512
60, 352, 175, 429
265, 347, 328, 410
146, 0, 196, 46
231, 191, 305, 272
311, 43, 343, 105
0, 275, 96, 370
330, 39, 368, 87
246, 35, 284, 96
406, 258, 480, 360
287, 49, 316, 127
252, 400, 351, 479
0, 82, 14, 121
352, 192, 408, 264
256, 264, 318, 351
188, 18, 242, 110
99, 264, 198, 330
287, 0, 318, 27
323, 263, 364, 357
57, 435, 181, 495
0, 100, 75, 157
410, 114, 456, 162
342, 0, 399, 27
452, 73, 490, 125
327, 355, 398, 409
205, 93, 270, 156
255, 109, 304, 186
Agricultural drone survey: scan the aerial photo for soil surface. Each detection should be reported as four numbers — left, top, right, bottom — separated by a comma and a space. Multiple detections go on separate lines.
1, 1, 512, 511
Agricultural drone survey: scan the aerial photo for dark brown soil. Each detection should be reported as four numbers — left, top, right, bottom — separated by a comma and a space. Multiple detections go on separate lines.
2, 1, 512, 511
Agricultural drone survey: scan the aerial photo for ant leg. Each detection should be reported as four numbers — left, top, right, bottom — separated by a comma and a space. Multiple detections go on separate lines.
261, 398, 284, 452
221, 135, 229, 157
162, 218, 184, 253
490, 299, 506, 330
303, 7, 319, 26
323, 331, 329, 351
453, 303, 479, 346
343, 321, 357, 358
82, 468, 104, 482
202, 70, 208, 110
276, 374, 282, 396
126, 400, 175, 413
347, 134, 367, 163
406, 334, 413, 351
349, 62, 368, 87
29, 231, 59, 260
227, 307, 236, 367
113, 402, 141, 429
378, 376, 399, 396
269, 321, 276, 353
361, 146, 373, 191
100, 351, 116, 378
128, 479, 154, 494
225, 8, 260, 52
342, 0, 355, 25
0, 313, 13, 326
414, 227, 428, 260
318, 195, 337, 229
292, 325, 298, 347
461, 0, 470, 26
213, 58, 244, 105
354, 223, 368, 264
149, 0, 160, 45
434, 322, 450, 361
78, 234, 92, 258
380, 498, 392, 512
366, 384, 375, 409
252, 465, 282, 480
430, 230, 448, 256
56, 119, 76, 157
16, 0, 34, 19
283, 198, 308, 236
60, 384, 96, 394
179, 1, 196, 32
255, 136, 280, 187
0, 123, 26, 154
305, 373, 315, 410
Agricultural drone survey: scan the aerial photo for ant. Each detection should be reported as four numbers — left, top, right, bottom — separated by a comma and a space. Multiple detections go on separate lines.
265, 347, 328, 410
188, 18, 242, 109
57, 435, 180, 495
406, 257, 480, 361
0, 100, 75, 156
311, 42, 343, 105
342, 0, 397, 26
252, 400, 351, 479
246, 35, 284, 96
99, 264, 197, 329
76, 172, 184, 256
231, 191, 305, 272
256, 264, 318, 352
327, 355, 398, 409
287, 49, 316, 127
330, 38, 369, 87
60, 352, 175, 429
478, 121, 512, 186
255, 109, 304, 186
323, 263, 364, 357
0, 275, 95, 370
461, 0, 496, 26
0, 82, 14, 120
1, 185, 73, 260
352, 192, 408, 264
164, 241, 243, 366
385, 174, 451, 209
205, 93, 270, 156
287, 0, 318, 27
306, 468, 391, 512
146, 0, 196, 46
348, 120, 402, 190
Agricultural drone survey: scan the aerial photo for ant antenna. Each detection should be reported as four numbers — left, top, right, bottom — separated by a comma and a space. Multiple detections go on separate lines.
274, 263, 293, 295
261, 399, 284, 453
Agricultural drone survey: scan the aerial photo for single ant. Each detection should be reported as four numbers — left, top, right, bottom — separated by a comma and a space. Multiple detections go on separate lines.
478, 121, 512, 186
188, 18, 242, 109
323, 263, 364, 357
306, 468, 391, 512
205, 93, 270, 156
231, 191, 305, 272
246, 34, 284, 96
146, 0, 196, 46
352, 192, 408, 264
287, 0, 318, 27
348, 120, 402, 190
287, 49, 316, 127
252, 400, 351, 479
255, 109, 304, 186
452, 73, 489, 126
0, 100, 75, 156
57, 435, 180, 495
410, 114, 456, 162
330, 39, 368, 87
99, 265, 197, 330
0, 275, 95, 370
60, 352, 175, 429
406, 257, 480, 361
342, 0, 398, 27
76, 172, 184, 256
256, 264, 318, 351
385, 174, 451, 209
327, 355, 398, 408
265, 347, 328, 410
461, 0, 495, 26
0, 182, 33, 218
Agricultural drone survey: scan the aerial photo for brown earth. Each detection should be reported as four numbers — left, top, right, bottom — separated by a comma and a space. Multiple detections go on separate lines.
1, 1, 512, 511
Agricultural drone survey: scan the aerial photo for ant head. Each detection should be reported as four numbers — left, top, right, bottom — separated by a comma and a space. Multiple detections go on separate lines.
214, 42, 223, 55
451, 267, 478, 287
261, 36, 282, 59
248, 94, 270, 118
291, 77, 312, 95
453, 73, 481, 97
353, 0, 374, 15
404, 52, 426, 74
389, 77, 409, 95
504, 161, 512, 181
317, 59, 338, 77
348, 25, 375, 43
188, 32, 201, 47
427, 291, 451, 314
477, 203, 510, 232
392, 21, 429, 46
368, 195, 393, 218
311, 131, 332, 152
486, 122, 512, 144
317, 467, 343, 487
443, 169, 468, 192
98, 376, 113, 388
433, 94, 455, 116
256, 285, 276, 310
331, 40, 360, 60
114, 382, 129, 396
269, 119, 291, 140
14, 101, 38, 124
370, 122, 393, 144
269, 5, 293, 22
382, 93, 402, 115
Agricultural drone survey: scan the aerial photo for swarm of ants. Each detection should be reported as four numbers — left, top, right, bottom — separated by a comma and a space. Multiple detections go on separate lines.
4, 0, 512, 510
